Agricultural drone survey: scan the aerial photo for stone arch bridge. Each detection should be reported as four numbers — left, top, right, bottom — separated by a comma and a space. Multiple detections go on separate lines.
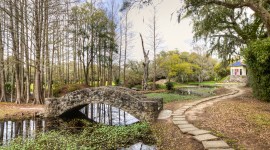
44, 86, 163, 122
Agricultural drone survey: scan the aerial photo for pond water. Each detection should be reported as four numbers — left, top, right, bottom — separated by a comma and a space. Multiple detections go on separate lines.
0, 118, 46, 145
79, 103, 139, 126
175, 86, 218, 97
0, 103, 154, 149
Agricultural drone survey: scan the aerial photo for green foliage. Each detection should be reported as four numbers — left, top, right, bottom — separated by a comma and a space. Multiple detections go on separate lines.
157, 50, 217, 83
146, 93, 198, 103
214, 63, 230, 80
182, 0, 264, 62
133, 84, 142, 90
244, 38, 270, 101
165, 82, 174, 90
219, 76, 229, 83
147, 82, 161, 90
4, 82, 12, 94
153, 83, 166, 90
114, 78, 121, 86
125, 60, 144, 88
159, 52, 181, 79
2, 122, 155, 150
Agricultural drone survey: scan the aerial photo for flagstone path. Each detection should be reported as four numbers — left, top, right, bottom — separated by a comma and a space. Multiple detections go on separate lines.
172, 86, 244, 150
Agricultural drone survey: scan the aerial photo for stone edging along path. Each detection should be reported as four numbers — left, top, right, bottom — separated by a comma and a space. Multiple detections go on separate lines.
172, 87, 243, 150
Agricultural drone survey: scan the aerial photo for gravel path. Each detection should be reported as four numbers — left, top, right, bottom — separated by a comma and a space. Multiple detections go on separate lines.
172, 86, 243, 150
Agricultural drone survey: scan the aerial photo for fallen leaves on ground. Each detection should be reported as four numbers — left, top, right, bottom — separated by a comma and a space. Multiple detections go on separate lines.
151, 120, 203, 150
194, 87, 270, 150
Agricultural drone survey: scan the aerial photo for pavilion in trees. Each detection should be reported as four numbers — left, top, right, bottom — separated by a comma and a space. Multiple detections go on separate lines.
229, 61, 247, 83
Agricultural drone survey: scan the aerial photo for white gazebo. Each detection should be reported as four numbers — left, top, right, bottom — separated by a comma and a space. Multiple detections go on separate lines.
230, 61, 247, 82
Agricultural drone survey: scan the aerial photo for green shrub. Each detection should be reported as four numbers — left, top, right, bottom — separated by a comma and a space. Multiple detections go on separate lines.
214, 63, 230, 80
158, 84, 166, 89
244, 38, 270, 101
146, 82, 161, 90
133, 84, 142, 90
114, 78, 121, 86
165, 82, 174, 90
4, 82, 13, 94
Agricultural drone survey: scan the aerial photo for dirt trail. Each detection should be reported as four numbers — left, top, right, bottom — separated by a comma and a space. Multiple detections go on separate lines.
0, 102, 44, 120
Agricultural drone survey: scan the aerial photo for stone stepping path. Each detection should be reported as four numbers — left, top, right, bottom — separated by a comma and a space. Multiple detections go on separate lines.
193, 134, 218, 142
158, 110, 172, 119
172, 87, 243, 150
202, 141, 230, 149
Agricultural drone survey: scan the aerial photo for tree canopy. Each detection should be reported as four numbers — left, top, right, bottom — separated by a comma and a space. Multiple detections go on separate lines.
181, 0, 270, 62
157, 50, 217, 83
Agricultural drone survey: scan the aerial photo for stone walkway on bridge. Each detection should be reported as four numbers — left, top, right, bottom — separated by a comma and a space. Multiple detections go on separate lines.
170, 87, 244, 150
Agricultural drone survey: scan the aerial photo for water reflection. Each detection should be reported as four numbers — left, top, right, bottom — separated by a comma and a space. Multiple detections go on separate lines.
80, 103, 139, 126
119, 142, 157, 150
0, 104, 140, 146
0, 104, 139, 145
0, 119, 46, 145
175, 86, 216, 96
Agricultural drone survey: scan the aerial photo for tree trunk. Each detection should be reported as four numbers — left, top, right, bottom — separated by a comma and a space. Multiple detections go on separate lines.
9, 1, 22, 104
24, 0, 30, 103
118, 20, 123, 83
0, 18, 6, 102
123, 12, 128, 86
140, 33, 150, 91
20, 0, 25, 101
33, 0, 43, 104
153, 7, 157, 90
90, 29, 94, 87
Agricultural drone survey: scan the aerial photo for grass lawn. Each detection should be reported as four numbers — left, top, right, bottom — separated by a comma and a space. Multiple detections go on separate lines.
146, 93, 198, 103
188, 81, 217, 86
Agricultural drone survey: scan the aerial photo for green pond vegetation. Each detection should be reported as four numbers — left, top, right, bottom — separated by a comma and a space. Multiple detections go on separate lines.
1, 120, 155, 150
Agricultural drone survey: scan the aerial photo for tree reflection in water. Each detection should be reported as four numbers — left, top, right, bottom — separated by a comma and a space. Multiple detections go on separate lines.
80, 103, 139, 126
0, 119, 46, 145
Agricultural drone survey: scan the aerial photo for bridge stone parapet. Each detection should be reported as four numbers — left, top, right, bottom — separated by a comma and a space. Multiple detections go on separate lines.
44, 86, 163, 122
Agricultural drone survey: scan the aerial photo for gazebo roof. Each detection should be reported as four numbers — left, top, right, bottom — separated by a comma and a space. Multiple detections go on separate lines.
230, 61, 246, 67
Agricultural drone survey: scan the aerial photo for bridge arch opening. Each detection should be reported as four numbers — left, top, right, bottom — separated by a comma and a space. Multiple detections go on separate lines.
60, 102, 140, 126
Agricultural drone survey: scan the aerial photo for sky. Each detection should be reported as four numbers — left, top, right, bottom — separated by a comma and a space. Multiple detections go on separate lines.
127, 0, 194, 60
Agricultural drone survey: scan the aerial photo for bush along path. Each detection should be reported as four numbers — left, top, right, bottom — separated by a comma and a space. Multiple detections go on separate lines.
172, 86, 243, 150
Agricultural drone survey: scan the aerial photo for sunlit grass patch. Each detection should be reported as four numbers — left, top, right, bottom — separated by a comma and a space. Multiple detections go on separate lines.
248, 113, 270, 127
188, 81, 217, 86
